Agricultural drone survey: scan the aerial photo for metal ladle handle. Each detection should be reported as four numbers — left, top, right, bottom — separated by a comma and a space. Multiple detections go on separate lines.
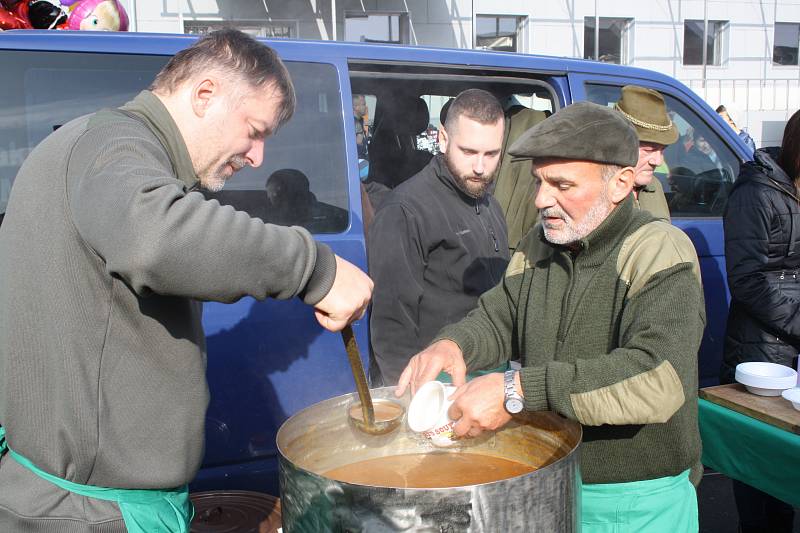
342, 324, 375, 427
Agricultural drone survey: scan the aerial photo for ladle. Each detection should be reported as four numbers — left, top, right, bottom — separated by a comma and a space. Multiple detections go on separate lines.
341, 324, 404, 435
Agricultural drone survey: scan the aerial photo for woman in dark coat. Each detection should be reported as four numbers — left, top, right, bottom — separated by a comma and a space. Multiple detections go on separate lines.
722, 110, 800, 533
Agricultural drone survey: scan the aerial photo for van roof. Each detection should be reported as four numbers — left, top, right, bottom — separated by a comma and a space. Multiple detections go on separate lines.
0, 29, 676, 86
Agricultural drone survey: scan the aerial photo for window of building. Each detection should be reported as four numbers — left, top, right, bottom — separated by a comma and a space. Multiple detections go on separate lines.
0, 52, 348, 233
184, 20, 297, 38
774, 22, 800, 66
683, 20, 727, 66
584, 17, 632, 64
476, 15, 524, 52
344, 12, 409, 44
585, 83, 740, 218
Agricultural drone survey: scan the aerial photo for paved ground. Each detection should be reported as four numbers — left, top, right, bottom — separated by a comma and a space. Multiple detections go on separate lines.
698, 469, 800, 532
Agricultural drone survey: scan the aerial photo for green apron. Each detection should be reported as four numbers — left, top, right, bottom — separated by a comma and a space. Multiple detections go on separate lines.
0, 427, 193, 533
581, 469, 698, 533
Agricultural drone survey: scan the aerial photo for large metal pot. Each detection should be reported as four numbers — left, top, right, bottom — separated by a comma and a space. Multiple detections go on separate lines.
277, 387, 582, 532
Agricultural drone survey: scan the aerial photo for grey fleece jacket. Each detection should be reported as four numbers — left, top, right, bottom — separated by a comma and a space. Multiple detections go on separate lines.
0, 91, 336, 494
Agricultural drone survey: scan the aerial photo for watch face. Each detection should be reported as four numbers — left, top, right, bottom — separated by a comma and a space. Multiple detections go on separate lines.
505, 398, 524, 414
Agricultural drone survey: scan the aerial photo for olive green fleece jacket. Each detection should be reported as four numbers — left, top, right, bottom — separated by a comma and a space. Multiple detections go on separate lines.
0, 91, 336, 495
635, 178, 671, 221
436, 196, 705, 485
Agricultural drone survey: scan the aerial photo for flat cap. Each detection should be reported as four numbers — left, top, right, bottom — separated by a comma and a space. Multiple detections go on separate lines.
508, 101, 639, 167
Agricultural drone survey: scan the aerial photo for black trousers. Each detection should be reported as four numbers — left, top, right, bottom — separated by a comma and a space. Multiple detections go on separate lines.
733, 479, 795, 533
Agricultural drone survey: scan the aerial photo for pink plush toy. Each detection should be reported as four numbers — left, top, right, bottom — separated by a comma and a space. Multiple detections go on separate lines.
66, 0, 127, 31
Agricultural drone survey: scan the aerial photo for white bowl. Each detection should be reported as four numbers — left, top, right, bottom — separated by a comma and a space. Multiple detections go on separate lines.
782, 387, 800, 411
735, 362, 797, 396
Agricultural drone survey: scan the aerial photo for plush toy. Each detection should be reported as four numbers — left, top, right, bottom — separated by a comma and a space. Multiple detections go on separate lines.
66, 0, 127, 31
0, 0, 30, 30
27, 0, 67, 29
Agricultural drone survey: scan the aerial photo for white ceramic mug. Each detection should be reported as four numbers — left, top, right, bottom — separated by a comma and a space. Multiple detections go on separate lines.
407, 380, 458, 447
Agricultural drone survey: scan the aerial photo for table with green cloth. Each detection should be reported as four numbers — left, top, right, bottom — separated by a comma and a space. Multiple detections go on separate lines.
698, 398, 800, 507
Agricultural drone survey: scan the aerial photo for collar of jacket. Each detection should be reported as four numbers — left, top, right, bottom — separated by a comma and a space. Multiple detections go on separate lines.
541, 194, 637, 267
431, 154, 491, 209
635, 179, 658, 194
120, 90, 199, 190
740, 147, 796, 194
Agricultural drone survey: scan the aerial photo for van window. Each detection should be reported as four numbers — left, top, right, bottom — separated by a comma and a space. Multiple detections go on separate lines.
0, 52, 348, 233
206, 62, 349, 233
585, 83, 740, 217
351, 65, 558, 193
412, 92, 554, 156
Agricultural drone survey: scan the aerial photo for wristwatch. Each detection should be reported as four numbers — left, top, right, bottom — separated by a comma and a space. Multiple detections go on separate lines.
503, 369, 524, 414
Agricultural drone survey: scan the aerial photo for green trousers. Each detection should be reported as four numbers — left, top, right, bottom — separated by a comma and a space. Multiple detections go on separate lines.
0, 427, 193, 533
581, 469, 698, 532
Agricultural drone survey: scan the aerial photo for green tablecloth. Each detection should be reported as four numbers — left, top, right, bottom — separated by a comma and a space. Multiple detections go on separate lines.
698, 398, 800, 507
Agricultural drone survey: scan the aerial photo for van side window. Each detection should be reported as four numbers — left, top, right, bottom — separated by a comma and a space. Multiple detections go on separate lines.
0, 52, 348, 233
0, 52, 170, 224
412, 92, 553, 156
204, 62, 349, 233
585, 83, 740, 217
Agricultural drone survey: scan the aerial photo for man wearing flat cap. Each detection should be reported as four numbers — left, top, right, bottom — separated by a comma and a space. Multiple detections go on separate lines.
615, 85, 678, 221
397, 102, 704, 532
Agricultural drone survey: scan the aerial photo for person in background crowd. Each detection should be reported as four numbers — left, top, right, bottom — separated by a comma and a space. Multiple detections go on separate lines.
368, 88, 509, 386
614, 85, 677, 221
0, 29, 372, 533
721, 109, 800, 533
353, 93, 369, 159
492, 99, 548, 253
397, 102, 704, 533
717, 103, 757, 153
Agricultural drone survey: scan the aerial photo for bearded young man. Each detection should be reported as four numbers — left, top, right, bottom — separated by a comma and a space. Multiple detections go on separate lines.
367, 88, 510, 386
396, 102, 705, 532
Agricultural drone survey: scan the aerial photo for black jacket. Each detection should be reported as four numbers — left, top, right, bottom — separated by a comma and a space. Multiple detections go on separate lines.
722, 147, 800, 383
367, 155, 510, 385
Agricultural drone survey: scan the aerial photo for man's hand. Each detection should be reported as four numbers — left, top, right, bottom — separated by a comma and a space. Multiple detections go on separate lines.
448, 372, 512, 438
313, 255, 373, 332
395, 340, 467, 397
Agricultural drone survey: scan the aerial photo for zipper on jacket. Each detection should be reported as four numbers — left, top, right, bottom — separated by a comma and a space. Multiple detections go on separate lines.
472, 196, 501, 254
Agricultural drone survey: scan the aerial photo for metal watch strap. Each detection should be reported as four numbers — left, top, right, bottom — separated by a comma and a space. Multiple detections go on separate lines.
504, 369, 524, 414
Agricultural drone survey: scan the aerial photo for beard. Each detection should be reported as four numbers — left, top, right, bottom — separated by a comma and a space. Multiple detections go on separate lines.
200, 155, 248, 192
443, 151, 495, 199
540, 187, 614, 245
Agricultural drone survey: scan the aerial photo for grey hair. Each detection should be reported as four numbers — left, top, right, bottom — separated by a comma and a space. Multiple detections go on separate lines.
599, 164, 622, 181
150, 28, 295, 128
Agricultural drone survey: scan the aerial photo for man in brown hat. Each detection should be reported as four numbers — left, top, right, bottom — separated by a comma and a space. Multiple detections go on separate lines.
396, 101, 704, 532
614, 85, 679, 221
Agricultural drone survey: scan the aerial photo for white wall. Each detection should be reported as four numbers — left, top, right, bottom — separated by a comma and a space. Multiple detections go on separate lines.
124, 0, 800, 145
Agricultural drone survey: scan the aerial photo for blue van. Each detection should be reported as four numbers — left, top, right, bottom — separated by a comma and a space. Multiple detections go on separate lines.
0, 30, 752, 495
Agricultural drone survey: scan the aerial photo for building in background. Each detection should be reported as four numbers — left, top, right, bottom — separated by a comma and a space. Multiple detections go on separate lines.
121, 0, 800, 146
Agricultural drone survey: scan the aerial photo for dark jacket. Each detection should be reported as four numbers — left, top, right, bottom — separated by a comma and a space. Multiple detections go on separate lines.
722, 147, 800, 383
367, 155, 510, 385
